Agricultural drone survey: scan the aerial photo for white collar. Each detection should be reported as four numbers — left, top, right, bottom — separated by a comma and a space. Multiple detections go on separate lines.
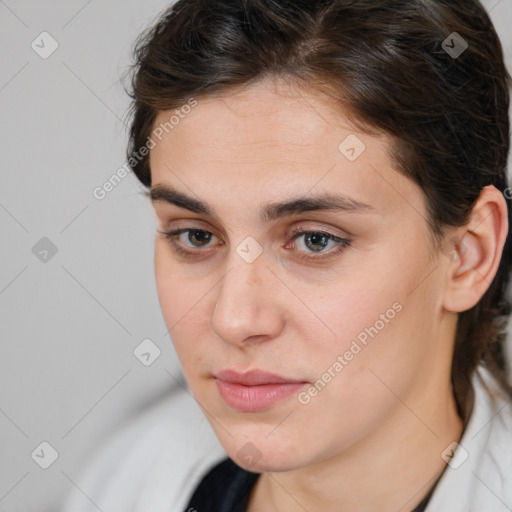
425, 367, 512, 511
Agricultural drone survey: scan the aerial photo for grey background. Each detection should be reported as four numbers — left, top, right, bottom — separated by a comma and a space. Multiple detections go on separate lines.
0, 1, 511, 511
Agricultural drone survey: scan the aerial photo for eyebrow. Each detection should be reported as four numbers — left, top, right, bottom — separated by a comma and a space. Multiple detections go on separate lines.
149, 184, 376, 222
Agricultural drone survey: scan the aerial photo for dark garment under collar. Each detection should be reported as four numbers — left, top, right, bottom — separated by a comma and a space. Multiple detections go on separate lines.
184, 457, 435, 512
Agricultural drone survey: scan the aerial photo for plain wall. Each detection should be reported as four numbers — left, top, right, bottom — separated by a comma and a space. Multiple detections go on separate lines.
0, 1, 511, 511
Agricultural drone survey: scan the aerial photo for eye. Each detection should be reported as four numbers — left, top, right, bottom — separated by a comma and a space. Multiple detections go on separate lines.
158, 228, 221, 258
287, 228, 351, 261
172, 229, 214, 248
158, 226, 351, 261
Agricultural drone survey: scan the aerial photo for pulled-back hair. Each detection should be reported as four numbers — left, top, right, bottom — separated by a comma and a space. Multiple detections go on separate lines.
123, 0, 512, 419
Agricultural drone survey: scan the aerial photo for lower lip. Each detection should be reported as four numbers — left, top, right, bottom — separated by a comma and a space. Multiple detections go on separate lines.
215, 379, 307, 413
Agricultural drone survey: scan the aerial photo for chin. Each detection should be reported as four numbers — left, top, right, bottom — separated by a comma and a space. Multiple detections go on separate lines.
218, 428, 307, 473
235, 451, 304, 473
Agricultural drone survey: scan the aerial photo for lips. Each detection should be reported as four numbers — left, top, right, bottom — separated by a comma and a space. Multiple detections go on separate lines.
215, 368, 306, 385
214, 369, 309, 413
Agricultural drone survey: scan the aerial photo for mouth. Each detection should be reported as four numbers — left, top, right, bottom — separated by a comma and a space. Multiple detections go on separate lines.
214, 369, 309, 413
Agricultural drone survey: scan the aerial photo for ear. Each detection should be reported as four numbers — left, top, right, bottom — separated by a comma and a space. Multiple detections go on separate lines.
442, 185, 509, 313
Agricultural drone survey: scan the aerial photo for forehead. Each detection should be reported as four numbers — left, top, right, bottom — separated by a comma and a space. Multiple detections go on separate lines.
151, 78, 372, 161
149, 78, 426, 225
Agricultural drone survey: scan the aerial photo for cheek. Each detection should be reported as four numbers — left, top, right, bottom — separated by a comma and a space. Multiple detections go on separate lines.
305, 244, 434, 391
154, 243, 210, 365
155, 243, 181, 324
309, 271, 403, 355
155, 241, 209, 321
318, 300, 438, 422
288, 293, 432, 458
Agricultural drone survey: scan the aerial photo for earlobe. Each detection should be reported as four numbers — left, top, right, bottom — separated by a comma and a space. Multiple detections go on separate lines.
442, 185, 508, 313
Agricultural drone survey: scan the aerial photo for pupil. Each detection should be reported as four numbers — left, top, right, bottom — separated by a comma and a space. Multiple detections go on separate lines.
306, 233, 328, 252
190, 230, 211, 246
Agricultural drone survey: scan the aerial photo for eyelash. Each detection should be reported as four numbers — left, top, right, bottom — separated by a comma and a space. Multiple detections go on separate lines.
159, 226, 351, 262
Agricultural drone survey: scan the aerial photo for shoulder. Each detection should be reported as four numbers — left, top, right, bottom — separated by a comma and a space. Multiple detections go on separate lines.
59, 385, 227, 512
426, 367, 512, 512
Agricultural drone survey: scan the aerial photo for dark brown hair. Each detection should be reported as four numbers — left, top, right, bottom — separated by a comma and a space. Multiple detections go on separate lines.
123, 0, 512, 419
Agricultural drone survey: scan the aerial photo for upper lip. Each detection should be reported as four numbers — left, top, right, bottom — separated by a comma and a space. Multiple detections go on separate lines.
215, 369, 307, 386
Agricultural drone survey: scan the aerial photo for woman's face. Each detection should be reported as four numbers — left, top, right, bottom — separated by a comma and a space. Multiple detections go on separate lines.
149, 78, 454, 472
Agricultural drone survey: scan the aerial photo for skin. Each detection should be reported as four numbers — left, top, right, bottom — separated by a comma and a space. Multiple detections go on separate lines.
148, 77, 508, 511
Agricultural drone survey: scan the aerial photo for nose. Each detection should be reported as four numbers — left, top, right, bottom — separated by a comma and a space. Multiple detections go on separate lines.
210, 253, 285, 348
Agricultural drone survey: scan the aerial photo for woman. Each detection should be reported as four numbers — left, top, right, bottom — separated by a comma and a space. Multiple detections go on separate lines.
63, 0, 512, 510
